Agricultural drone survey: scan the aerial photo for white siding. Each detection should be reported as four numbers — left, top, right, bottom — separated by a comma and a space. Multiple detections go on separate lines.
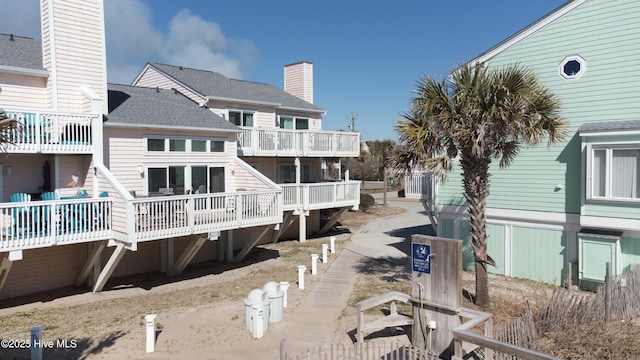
134, 67, 204, 103
0, 74, 47, 109
42, 0, 107, 113
284, 62, 313, 104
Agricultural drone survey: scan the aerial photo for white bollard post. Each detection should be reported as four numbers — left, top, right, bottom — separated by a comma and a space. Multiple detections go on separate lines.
30, 326, 43, 360
145, 314, 157, 353
298, 265, 306, 289
311, 254, 318, 275
279, 281, 290, 308
322, 244, 329, 264
330, 236, 336, 254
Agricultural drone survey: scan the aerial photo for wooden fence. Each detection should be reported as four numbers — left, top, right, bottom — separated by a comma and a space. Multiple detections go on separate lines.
540, 265, 640, 328
280, 340, 438, 360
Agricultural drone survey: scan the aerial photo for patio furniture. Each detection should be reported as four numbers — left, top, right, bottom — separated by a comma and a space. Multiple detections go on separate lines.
10, 193, 33, 236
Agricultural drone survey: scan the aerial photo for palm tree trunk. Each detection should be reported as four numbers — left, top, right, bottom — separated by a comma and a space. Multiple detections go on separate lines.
461, 154, 491, 307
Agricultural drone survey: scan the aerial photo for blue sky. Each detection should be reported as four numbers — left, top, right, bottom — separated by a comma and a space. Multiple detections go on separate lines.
0, 0, 567, 141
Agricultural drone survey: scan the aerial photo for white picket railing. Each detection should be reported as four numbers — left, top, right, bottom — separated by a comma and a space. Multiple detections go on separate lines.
404, 172, 433, 201
237, 127, 360, 157
128, 190, 282, 242
0, 197, 112, 252
3, 109, 99, 153
281, 181, 360, 212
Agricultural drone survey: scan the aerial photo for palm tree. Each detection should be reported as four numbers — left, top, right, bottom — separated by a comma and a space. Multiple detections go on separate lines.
394, 63, 566, 306
0, 109, 22, 152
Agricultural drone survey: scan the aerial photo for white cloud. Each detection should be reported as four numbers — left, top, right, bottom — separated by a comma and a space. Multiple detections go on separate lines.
0, 0, 257, 84
104, 2, 256, 83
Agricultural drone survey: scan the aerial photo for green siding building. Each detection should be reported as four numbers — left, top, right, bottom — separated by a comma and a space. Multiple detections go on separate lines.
435, 0, 640, 288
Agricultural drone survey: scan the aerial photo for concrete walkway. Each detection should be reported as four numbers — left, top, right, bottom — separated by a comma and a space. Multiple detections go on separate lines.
275, 194, 433, 356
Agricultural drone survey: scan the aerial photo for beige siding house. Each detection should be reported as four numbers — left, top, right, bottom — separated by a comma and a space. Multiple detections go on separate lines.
0, 0, 360, 301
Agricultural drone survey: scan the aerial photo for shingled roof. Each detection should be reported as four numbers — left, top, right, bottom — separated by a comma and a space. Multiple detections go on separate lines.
147, 63, 324, 113
579, 120, 640, 134
106, 83, 238, 131
0, 33, 46, 71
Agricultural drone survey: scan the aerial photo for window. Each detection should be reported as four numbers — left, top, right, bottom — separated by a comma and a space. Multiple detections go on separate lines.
210, 140, 224, 152
559, 55, 586, 80
169, 139, 185, 152
147, 138, 165, 152
279, 116, 309, 130
229, 110, 254, 127
589, 146, 640, 201
279, 164, 311, 183
192, 140, 207, 152
148, 166, 186, 195
191, 166, 225, 194
146, 137, 226, 154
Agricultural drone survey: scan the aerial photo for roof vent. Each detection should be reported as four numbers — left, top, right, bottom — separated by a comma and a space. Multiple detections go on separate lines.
155, 87, 160, 93
9, 34, 15, 41
179, 66, 184, 70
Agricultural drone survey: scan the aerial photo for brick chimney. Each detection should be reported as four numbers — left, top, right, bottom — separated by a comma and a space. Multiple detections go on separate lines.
284, 61, 313, 104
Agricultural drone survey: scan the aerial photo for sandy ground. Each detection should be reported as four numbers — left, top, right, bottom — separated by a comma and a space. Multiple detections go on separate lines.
0, 225, 411, 360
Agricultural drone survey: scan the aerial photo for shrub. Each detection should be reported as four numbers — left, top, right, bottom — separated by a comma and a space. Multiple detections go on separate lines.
360, 193, 375, 213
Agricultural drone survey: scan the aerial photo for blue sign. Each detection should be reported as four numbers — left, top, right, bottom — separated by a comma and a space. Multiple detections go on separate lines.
412, 243, 431, 274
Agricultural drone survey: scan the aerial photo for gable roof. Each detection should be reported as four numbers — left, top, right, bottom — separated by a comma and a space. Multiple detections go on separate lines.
470, 0, 588, 65
144, 63, 325, 113
0, 33, 48, 76
105, 83, 238, 132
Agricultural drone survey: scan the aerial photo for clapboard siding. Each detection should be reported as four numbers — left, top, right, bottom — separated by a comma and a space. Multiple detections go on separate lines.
438, 0, 640, 217
0, 75, 47, 109
43, 0, 107, 113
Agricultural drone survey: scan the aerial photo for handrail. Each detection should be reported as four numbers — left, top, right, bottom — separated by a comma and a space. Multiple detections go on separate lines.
237, 127, 360, 157
452, 308, 562, 360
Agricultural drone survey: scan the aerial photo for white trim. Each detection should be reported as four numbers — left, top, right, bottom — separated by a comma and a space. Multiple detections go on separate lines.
504, 225, 512, 277
558, 55, 587, 80
581, 130, 640, 137
46, 0, 59, 111
438, 205, 580, 226
585, 143, 640, 202
471, 0, 588, 64
580, 215, 640, 232
0, 65, 48, 77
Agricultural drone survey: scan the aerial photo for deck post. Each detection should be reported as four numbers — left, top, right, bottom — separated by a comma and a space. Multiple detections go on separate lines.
170, 236, 207, 276
75, 240, 107, 287
92, 242, 127, 292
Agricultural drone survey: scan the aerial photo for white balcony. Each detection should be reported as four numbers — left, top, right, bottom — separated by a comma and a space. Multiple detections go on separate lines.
281, 181, 360, 212
0, 188, 284, 251
0, 197, 113, 252
127, 190, 283, 242
236, 127, 360, 157
2, 109, 99, 154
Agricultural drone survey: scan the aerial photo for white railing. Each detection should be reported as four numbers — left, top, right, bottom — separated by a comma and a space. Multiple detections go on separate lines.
404, 172, 433, 201
0, 197, 113, 252
281, 181, 360, 211
129, 190, 282, 242
237, 127, 360, 157
3, 109, 99, 153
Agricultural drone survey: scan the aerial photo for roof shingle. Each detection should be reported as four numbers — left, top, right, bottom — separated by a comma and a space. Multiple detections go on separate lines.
0, 33, 45, 71
149, 63, 324, 113
106, 83, 238, 131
